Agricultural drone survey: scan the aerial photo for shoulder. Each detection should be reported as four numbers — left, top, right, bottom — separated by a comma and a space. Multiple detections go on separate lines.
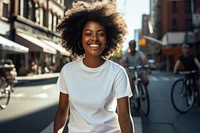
106, 60, 126, 73
136, 50, 145, 57
107, 60, 123, 68
61, 59, 81, 71
189, 53, 196, 58
136, 50, 144, 54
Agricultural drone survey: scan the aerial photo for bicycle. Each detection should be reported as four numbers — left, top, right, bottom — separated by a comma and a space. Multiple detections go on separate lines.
171, 70, 199, 113
128, 65, 150, 116
0, 60, 17, 109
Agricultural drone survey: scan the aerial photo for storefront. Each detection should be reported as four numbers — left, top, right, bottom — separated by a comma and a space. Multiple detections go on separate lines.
15, 31, 57, 74
0, 35, 29, 75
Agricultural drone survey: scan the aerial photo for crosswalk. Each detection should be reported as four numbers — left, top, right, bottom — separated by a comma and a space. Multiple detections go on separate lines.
40, 117, 143, 133
149, 75, 178, 82
12, 76, 177, 100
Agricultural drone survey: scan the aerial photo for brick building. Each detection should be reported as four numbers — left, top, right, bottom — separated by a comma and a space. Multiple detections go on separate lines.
147, 0, 200, 71
0, 0, 70, 75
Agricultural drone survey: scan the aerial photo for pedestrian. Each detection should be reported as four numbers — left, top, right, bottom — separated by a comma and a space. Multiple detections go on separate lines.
30, 60, 38, 74
173, 43, 200, 106
54, 1, 134, 133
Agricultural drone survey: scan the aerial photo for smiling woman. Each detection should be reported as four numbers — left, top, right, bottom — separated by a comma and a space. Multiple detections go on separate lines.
81, 21, 107, 64
54, 1, 134, 133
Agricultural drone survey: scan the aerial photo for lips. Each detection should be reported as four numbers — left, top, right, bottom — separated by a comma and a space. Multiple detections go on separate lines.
88, 44, 101, 49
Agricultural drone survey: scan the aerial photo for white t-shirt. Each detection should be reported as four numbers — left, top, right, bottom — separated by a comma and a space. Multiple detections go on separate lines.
121, 50, 145, 66
56, 58, 132, 133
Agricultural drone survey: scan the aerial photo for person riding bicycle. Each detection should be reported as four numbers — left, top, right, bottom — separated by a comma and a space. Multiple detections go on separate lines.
173, 43, 200, 106
121, 40, 151, 90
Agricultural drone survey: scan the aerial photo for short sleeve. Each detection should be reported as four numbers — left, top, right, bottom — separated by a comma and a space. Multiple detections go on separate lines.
56, 68, 68, 94
113, 68, 132, 99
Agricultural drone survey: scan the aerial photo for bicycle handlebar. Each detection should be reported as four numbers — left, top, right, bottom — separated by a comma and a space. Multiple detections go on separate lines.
128, 64, 150, 70
178, 70, 200, 75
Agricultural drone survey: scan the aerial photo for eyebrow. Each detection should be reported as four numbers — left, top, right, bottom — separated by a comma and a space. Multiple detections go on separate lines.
83, 29, 106, 32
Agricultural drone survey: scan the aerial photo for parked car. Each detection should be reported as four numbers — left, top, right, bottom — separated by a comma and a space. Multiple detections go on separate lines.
148, 59, 156, 70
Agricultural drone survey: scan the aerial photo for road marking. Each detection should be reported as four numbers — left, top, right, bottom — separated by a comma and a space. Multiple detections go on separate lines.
161, 77, 170, 81
40, 117, 143, 133
150, 76, 159, 81
33, 93, 48, 98
134, 117, 143, 133
42, 84, 55, 90
12, 93, 25, 98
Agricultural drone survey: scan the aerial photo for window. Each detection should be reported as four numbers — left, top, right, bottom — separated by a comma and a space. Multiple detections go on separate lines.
185, 0, 191, 13
185, 19, 193, 31
43, 7, 48, 27
23, 0, 29, 18
18, 0, 21, 15
3, 3, 9, 18
29, 1, 36, 22
172, 19, 177, 31
51, 12, 54, 31
172, 1, 177, 12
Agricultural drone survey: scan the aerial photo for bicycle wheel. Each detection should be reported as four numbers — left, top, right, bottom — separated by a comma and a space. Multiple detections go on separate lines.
139, 83, 150, 115
171, 79, 195, 113
0, 77, 11, 109
131, 85, 140, 111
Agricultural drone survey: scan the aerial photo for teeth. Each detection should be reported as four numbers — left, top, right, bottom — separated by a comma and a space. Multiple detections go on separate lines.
90, 44, 99, 47
89, 44, 99, 48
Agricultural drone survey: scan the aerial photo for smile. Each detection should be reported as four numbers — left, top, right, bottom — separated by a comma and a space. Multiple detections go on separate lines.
88, 44, 101, 49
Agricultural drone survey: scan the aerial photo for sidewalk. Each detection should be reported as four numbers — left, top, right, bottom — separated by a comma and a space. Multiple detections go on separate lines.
15, 73, 59, 86
16, 73, 60, 81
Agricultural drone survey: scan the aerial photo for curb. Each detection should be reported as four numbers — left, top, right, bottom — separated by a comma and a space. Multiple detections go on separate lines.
15, 73, 59, 86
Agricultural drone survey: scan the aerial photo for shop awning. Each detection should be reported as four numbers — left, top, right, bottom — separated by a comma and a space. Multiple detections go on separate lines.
15, 32, 56, 54
161, 32, 195, 45
41, 39, 70, 56
0, 36, 29, 53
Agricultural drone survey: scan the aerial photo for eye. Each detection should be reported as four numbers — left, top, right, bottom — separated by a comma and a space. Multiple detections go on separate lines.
97, 31, 106, 37
84, 32, 92, 37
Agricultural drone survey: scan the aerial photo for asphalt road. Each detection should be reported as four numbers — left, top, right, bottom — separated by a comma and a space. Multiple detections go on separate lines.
142, 71, 200, 133
1, 71, 200, 133
0, 78, 59, 133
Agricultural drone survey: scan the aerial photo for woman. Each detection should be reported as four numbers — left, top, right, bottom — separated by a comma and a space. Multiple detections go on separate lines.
54, 1, 134, 133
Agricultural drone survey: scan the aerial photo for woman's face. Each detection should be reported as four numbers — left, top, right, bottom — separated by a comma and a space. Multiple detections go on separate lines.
82, 21, 106, 58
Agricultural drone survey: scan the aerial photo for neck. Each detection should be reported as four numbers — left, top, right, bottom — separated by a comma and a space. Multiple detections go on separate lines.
83, 56, 105, 68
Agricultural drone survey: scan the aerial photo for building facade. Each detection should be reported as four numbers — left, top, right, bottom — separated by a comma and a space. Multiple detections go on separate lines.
148, 0, 200, 71
0, 0, 70, 75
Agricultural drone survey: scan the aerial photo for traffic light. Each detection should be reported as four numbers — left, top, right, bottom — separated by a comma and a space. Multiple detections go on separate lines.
139, 38, 146, 46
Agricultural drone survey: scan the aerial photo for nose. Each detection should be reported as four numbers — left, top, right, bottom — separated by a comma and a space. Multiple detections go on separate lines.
91, 34, 98, 41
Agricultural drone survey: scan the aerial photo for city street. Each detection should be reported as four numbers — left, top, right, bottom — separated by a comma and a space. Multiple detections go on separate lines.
0, 71, 200, 133
0, 77, 59, 133
142, 71, 200, 133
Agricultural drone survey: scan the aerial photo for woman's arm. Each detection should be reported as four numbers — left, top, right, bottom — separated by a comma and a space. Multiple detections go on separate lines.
54, 92, 69, 133
117, 96, 134, 133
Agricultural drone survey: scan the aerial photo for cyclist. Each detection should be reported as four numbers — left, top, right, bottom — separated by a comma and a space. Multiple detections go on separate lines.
120, 40, 151, 90
173, 43, 200, 106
